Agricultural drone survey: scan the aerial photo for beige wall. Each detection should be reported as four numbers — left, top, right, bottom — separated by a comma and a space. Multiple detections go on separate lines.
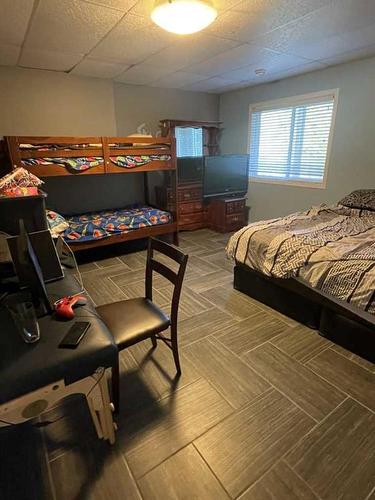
0, 66, 117, 136
219, 56, 375, 221
114, 83, 219, 135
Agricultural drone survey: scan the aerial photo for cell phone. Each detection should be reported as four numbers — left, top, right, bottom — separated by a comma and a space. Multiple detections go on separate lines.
59, 321, 91, 349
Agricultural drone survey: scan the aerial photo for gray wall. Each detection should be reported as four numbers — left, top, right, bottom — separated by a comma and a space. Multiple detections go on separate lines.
114, 83, 219, 135
219, 56, 375, 221
0, 66, 117, 136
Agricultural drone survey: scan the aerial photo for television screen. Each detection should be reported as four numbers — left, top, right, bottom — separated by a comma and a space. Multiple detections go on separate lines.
177, 157, 204, 183
203, 155, 249, 198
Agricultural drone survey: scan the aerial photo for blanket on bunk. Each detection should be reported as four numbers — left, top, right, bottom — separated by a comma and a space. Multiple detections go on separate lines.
22, 157, 103, 172
226, 204, 375, 315
110, 155, 171, 168
63, 206, 172, 243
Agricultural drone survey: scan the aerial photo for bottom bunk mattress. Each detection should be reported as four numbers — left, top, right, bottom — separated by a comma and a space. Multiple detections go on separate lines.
60, 206, 172, 243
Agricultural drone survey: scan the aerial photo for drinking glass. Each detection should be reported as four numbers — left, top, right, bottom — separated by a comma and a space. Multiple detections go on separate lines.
8, 300, 40, 344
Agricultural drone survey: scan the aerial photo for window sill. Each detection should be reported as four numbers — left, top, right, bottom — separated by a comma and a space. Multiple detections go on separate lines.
249, 177, 327, 189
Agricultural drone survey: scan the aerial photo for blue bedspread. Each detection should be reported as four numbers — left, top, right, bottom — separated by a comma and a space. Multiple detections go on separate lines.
63, 206, 172, 243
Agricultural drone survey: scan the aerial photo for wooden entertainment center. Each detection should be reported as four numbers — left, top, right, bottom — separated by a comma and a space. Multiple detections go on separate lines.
159, 119, 249, 233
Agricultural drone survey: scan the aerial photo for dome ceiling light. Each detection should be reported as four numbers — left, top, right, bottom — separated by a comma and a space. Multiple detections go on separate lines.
151, 0, 218, 35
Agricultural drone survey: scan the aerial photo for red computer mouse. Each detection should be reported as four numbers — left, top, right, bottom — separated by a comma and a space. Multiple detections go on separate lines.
54, 295, 87, 320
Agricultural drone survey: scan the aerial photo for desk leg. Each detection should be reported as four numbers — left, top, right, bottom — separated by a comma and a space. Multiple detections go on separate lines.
86, 396, 104, 440
98, 372, 115, 445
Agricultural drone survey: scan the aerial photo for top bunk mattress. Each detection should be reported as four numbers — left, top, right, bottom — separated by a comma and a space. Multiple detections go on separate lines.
62, 206, 172, 243
226, 204, 375, 315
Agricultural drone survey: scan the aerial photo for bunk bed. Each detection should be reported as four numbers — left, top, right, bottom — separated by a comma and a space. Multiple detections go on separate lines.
4, 136, 179, 251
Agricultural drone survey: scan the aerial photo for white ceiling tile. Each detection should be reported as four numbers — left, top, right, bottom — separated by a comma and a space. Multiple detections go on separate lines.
81, 0, 138, 11
261, 61, 328, 82
151, 71, 205, 89
0, 0, 34, 46
128, 0, 153, 18
115, 62, 169, 84
321, 44, 375, 66
186, 44, 275, 77
292, 35, 357, 61
211, 81, 250, 93
144, 34, 239, 71
183, 76, 237, 92
205, 10, 258, 41
229, 0, 332, 42
215, 0, 244, 10
219, 51, 310, 81
251, 0, 375, 54
234, 0, 331, 20
19, 49, 83, 71
24, 0, 123, 54
0, 44, 21, 66
90, 14, 174, 64
340, 23, 375, 52
71, 57, 129, 77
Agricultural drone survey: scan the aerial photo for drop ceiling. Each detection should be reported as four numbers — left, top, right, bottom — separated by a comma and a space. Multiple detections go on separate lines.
1, 0, 375, 93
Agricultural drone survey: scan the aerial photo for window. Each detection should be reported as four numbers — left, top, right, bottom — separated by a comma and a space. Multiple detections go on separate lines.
175, 126, 203, 157
248, 90, 338, 188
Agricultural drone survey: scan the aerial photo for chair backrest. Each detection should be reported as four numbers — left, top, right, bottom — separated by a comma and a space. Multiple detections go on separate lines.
145, 238, 188, 327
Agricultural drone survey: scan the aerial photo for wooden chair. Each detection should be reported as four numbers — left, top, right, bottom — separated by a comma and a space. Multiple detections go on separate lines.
96, 238, 188, 413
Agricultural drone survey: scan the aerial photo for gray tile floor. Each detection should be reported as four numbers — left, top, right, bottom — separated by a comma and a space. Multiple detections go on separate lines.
2, 229, 374, 500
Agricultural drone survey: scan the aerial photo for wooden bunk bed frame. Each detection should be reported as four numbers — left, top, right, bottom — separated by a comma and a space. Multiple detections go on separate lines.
4, 135, 179, 251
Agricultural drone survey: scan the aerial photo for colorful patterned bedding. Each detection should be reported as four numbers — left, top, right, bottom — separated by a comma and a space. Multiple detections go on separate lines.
110, 155, 171, 168
63, 206, 172, 243
22, 154, 171, 172
22, 157, 103, 172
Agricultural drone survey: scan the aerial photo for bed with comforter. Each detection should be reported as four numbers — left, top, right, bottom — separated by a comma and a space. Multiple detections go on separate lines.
227, 203, 375, 315
226, 190, 375, 360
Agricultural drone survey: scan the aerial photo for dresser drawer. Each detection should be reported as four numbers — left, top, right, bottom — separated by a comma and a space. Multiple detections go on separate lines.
179, 212, 204, 225
226, 199, 246, 214
225, 213, 245, 230
178, 187, 202, 202
179, 201, 203, 215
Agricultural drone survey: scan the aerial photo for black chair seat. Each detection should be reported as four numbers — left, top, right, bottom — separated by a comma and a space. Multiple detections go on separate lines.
97, 298, 170, 350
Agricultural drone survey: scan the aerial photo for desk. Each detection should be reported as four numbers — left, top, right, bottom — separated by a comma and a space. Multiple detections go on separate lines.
0, 272, 118, 444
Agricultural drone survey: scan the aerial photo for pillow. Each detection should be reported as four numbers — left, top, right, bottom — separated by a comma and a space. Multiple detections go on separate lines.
339, 189, 375, 211
46, 210, 69, 237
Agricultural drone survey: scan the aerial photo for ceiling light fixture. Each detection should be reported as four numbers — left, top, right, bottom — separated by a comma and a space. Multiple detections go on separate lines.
151, 0, 217, 35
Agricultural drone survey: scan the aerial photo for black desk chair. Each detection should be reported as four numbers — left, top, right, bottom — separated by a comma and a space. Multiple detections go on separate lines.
97, 238, 188, 413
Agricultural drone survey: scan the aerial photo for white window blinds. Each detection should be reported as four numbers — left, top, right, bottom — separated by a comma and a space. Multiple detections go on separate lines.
175, 127, 203, 157
248, 91, 337, 187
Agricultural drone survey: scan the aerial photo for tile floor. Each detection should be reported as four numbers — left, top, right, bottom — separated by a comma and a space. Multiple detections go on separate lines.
1, 229, 374, 500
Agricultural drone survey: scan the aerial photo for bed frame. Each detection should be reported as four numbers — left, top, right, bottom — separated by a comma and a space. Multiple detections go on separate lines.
4, 135, 179, 251
234, 263, 375, 363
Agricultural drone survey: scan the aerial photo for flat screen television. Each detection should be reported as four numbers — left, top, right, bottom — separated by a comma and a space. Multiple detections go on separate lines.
177, 157, 204, 184
203, 155, 249, 198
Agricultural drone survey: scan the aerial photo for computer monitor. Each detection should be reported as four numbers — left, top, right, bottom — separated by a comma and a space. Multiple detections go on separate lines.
14, 220, 52, 317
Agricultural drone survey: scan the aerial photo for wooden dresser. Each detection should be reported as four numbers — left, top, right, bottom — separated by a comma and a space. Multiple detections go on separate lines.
160, 182, 205, 230
178, 183, 205, 230
207, 197, 248, 233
